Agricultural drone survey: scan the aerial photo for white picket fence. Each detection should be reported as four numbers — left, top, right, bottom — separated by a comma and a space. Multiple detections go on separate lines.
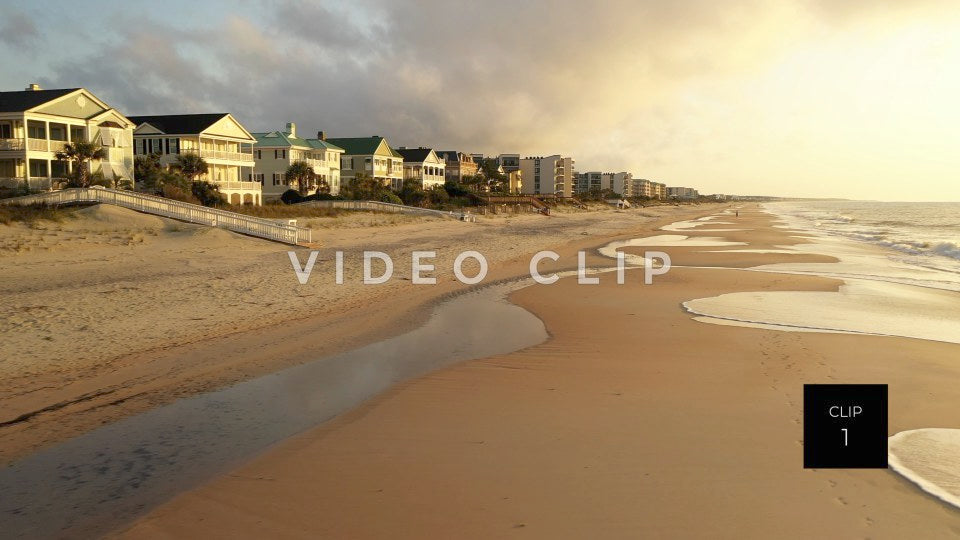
1, 187, 312, 245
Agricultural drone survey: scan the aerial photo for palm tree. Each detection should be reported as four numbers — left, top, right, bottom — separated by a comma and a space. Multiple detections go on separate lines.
285, 160, 316, 195
54, 140, 106, 188
173, 152, 208, 181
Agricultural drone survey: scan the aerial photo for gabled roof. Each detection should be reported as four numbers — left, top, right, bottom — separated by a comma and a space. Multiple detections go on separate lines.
396, 147, 434, 163
326, 136, 400, 158
0, 88, 81, 113
251, 130, 344, 152
127, 113, 229, 135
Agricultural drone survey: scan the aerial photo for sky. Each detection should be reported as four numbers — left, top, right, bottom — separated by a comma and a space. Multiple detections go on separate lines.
2, 0, 959, 201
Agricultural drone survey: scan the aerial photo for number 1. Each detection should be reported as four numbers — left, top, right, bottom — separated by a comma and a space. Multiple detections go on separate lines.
841, 428, 848, 446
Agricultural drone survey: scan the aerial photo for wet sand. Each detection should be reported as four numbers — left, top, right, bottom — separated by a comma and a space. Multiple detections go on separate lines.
115, 207, 960, 538
0, 203, 706, 464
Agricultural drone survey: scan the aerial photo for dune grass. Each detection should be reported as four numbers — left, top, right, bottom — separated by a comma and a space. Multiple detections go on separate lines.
221, 204, 346, 219
0, 204, 77, 226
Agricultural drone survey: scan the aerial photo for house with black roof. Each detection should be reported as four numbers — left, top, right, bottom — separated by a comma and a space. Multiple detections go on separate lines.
128, 113, 261, 205
0, 84, 135, 191
395, 147, 446, 189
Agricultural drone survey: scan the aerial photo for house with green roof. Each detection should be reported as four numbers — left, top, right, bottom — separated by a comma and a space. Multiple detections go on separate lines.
251, 123, 345, 200
325, 135, 404, 191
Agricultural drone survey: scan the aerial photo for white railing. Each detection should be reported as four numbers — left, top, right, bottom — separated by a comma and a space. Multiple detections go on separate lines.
201, 149, 254, 162
1, 187, 312, 245
0, 138, 24, 151
216, 181, 263, 191
27, 138, 48, 151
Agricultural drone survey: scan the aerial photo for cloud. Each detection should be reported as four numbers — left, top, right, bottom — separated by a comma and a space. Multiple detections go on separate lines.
27, 0, 960, 199
0, 11, 39, 49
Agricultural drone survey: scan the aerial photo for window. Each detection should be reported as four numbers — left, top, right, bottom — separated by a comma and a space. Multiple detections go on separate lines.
28, 160, 48, 177
27, 123, 45, 139
272, 173, 285, 186
0, 123, 13, 139
274, 149, 279, 159
255, 150, 261, 159
248, 173, 264, 184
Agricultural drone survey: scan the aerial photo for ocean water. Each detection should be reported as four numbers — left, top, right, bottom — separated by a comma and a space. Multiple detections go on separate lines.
768, 201, 960, 275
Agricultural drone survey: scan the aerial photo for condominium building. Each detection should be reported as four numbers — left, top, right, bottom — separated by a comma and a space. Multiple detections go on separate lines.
251, 123, 344, 201
653, 182, 667, 199
667, 186, 699, 199
631, 178, 654, 198
577, 171, 633, 197
326, 136, 404, 191
129, 113, 260, 205
0, 84, 135, 191
396, 147, 446, 189
519, 155, 574, 197
436, 151, 479, 184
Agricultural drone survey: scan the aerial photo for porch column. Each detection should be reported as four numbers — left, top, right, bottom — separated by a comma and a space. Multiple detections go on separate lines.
44, 121, 49, 152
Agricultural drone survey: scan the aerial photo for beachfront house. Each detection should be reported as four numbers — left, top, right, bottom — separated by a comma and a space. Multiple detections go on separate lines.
326, 136, 404, 191
129, 113, 261, 205
396, 147, 446, 190
436, 151, 479, 185
0, 84, 135, 191
252, 124, 345, 201
519, 155, 575, 197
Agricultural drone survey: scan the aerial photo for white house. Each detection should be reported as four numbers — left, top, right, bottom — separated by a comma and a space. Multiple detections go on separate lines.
129, 113, 261, 205
252, 124, 345, 200
0, 84, 135, 191
396, 147, 446, 189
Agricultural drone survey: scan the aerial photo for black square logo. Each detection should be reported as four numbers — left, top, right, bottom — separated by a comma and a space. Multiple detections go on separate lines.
803, 384, 888, 468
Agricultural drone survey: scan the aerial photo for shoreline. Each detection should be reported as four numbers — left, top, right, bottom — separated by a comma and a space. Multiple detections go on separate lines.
114, 205, 960, 538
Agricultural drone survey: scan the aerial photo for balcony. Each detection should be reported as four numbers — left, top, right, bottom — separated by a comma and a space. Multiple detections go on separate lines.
215, 180, 262, 192
27, 138, 48, 151
200, 149, 254, 162
0, 139, 24, 151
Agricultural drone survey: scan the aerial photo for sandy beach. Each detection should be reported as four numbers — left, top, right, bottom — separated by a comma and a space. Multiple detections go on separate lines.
0, 203, 707, 463
92, 206, 960, 538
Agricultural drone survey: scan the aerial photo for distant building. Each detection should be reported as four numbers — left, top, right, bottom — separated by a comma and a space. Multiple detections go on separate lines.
396, 147, 446, 189
667, 186, 699, 199
519, 155, 575, 196
576, 171, 632, 197
130, 113, 260, 205
652, 182, 667, 199
0, 84, 135, 191
631, 178, 654, 198
251, 123, 344, 201
326, 136, 404, 191
496, 153, 520, 173
436, 151, 479, 184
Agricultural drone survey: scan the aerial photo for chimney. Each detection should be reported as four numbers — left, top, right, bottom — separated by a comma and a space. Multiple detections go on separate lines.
285, 122, 296, 137
25, 83, 41, 91
317, 130, 326, 141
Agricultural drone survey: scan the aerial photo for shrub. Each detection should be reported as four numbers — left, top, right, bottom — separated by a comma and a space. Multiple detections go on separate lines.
378, 191, 403, 205
191, 181, 226, 207
280, 189, 305, 205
